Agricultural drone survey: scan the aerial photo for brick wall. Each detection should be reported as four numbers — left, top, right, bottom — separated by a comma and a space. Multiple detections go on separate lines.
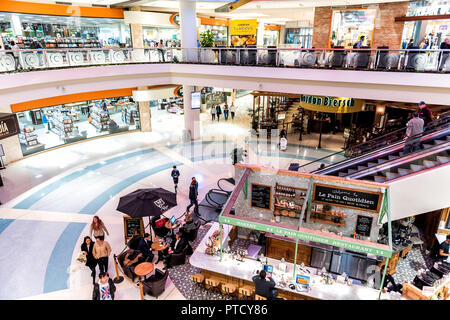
312, 2, 408, 49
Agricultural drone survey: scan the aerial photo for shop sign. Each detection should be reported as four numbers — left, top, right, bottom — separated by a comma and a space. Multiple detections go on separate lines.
0, 113, 20, 140
230, 19, 257, 35
313, 183, 382, 213
170, 13, 180, 27
300, 95, 365, 113
219, 215, 392, 257
174, 85, 183, 97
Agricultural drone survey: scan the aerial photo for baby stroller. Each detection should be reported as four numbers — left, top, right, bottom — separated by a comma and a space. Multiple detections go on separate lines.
279, 137, 287, 152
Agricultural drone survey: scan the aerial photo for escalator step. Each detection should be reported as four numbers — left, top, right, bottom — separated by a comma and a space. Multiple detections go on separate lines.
436, 156, 450, 164
385, 172, 400, 180
398, 168, 413, 176
373, 176, 387, 183
357, 165, 367, 171
434, 139, 446, 145
377, 159, 388, 164
348, 169, 357, 174
367, 162, 377, 167
388, 155, 398, 160
338, 172, 347, 177
410, 164, 425, 172
423, 160, 438, 168
447, 136, 450, 141
422, 144, 433, 149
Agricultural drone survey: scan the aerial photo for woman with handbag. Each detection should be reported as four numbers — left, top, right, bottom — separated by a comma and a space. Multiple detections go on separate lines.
81, 236, 98, 284
90, 216, 110, 238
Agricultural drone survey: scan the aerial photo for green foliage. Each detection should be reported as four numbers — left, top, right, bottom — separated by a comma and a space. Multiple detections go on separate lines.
199, 30, 215, 48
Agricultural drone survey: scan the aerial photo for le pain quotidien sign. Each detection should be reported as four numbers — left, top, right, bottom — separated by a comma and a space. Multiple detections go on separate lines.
0, 113, 20, 140
312, 183, 382, 213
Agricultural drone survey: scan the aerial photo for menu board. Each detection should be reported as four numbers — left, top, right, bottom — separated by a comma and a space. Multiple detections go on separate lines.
123, 216, 144, 244
251, 183, 271, 210
355, 215, 373, 237
313, 183, 382, 213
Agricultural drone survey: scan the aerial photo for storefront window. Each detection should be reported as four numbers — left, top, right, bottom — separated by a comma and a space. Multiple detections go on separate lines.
198, 25, 228, 46
16, 96, 140, 156
284, 28, 313, 47
263, 30, 279, 46
329, 9, 377, 48
143, 26, 180, 47
0, 12, 131, 49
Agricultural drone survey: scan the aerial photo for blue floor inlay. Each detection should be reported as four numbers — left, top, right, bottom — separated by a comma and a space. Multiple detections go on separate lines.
0, 219, 14, 235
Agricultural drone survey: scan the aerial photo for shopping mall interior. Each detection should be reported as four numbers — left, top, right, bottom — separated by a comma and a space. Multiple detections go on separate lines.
0, 0, 449, 302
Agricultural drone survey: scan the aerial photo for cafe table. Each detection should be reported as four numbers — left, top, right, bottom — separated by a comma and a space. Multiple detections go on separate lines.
134, 262, 154, 300
165, 220, 180, 237
152, 239, 169, 252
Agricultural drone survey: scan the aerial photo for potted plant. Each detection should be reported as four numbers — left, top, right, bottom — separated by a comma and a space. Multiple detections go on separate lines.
199, 30, 215, 63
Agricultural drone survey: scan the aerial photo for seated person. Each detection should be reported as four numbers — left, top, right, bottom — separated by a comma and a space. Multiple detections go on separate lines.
163, 231, 187, 270
252, 270, 278, 300
137, 233, 154, 262
181, 212, 196, 235
439, 235, 450, 261
373, 265, 402, 293
123, 250, 143, 274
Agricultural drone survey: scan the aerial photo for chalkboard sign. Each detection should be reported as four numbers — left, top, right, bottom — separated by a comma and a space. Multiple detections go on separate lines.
123, 216, 144, 245
313, 183, 382, 213
251, 183, 271, 210
355, 215, 373, 237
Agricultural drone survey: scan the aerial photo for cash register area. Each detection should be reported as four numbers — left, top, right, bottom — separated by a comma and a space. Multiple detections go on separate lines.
0, 132, 444, 300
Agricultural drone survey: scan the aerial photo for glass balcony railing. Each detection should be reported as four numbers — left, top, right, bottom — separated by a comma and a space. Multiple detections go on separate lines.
0, 47, 449, 73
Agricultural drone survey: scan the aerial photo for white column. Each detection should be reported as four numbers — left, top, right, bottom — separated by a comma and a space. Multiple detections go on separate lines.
257, 21, 265, 46
183, 85, 200, 141
179, 0, 197, 62
11, 14, 23, 37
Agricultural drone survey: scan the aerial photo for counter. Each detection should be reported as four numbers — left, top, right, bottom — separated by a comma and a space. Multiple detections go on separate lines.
190, 223, 386, 300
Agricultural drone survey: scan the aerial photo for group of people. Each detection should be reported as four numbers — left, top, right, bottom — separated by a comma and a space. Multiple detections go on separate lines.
2, 38, 45, 69
210, 103, 237, 121
403, 101, 433, 155
171, 165, 200, 216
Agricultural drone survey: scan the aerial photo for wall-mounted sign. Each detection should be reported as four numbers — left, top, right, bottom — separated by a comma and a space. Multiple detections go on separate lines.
169, 13, 180, 27
313, 183, 382, 213
355, 215, 373, 237
191, 91, 201, 109
174, 85, 183, 97
251, 183, 271, 210
0, 113, 20, 140
230, 19, 257, 47
300, 95, 365, 113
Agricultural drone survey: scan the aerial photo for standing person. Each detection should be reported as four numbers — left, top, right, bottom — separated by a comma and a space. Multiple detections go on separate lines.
230, 103, 236, 120
92, 272, 116, 300
355, 35, 365, 49
406, 39, 414, 49
10, 40, 21, 70
438, 235, 450, 261
90, 216, 109, 239
93, 235, 111, 274
171, 165, 180, 193
419, 38, 429, 49
186, 179, 199, 216
81, 236, 98, 284
280, 126, 287, 139
42, 111, 50, 133
215, 104, 222, 122
403, 112, 424, 155
417, 101, 433, 129
158, 39, 165, 62
191, 176, 198, 191
210, 105, 216, 121
223, 103, 229, 121
440, 38, 450, 49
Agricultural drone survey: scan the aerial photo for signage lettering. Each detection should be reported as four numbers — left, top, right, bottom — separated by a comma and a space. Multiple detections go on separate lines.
0, 114, 20, 140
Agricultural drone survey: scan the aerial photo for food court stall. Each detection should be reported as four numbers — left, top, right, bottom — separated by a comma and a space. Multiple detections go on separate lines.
190, 164, 398, 300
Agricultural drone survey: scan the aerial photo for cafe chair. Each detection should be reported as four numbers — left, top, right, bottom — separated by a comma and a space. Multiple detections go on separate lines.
190, 273, 205, 299
205, 278, 221, 296
143, 268, 169, 299
221, 283, 237, 300
238, 286, 254, 300
255, 294, 267, 301
167, 246, 188, 267
152, 217, 169, 238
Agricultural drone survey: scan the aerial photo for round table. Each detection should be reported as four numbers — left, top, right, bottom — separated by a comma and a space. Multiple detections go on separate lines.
134, 262, 154, 300
152, 240, 169, 251
165, 221, 180, 237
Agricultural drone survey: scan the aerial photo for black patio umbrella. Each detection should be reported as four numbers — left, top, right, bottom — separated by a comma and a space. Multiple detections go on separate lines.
117, 188, 177, 235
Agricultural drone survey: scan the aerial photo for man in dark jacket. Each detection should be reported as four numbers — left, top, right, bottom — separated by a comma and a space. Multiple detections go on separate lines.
252, 270, 277, 300
163, 232, 188, 270
137, 233, 154, 262
418, 101, 433, 129
92, 272, 116, 300
186, 179, 199, 216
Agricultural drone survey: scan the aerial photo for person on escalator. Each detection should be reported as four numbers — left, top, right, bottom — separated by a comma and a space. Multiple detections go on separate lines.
418, 101, 433, 129
403, 112, 424, 155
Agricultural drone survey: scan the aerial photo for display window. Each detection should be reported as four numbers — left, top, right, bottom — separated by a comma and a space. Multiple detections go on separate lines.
0, 12, 131, 49
198, 24, 228, 46
329, 9, 377, 48
143, 26, 180, 48
284, 28, 313, 47
263, 30, 279, 46
16, 96, 140, 156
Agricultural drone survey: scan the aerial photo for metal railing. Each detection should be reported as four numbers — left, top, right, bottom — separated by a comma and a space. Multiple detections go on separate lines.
1, 47, 450, 73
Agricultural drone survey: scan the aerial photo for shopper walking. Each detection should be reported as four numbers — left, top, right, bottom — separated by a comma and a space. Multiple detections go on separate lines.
186, 179, 199, 216
42, 112, 50, 133
93, 235, 111, 274
230, 103, 236, 120
403, 112, 424, 155
210, 105, 216, 121
418, 101, 433, 129
171, 165, 180, 193
92, 272, 116, 300
10, 41, 22, 70
354, 35, 365, 49
158, 39, 166, 62
216, 104, 222, 122
223, 103, 229, 121
81, 236, 98, 284
90, 216, 109, 239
